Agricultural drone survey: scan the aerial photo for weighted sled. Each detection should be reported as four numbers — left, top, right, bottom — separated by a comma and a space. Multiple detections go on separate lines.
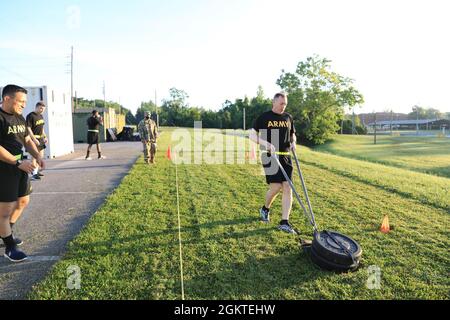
271, 151, 363, 273
310, 246, 359, 273
312, 230, 362, 267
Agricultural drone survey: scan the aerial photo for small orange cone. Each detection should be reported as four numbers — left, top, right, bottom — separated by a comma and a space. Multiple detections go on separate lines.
167, 146, 172, 160
380, 215, 390, 234
250, 145, 256, 160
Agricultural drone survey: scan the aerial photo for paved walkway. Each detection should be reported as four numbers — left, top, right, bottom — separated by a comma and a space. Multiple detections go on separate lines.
0, 142, 142, 300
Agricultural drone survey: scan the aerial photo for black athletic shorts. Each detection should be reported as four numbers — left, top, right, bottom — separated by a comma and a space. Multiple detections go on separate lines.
38, 140, 47, 151
87, 132, 99, 145
261, 153, 293, 184
0, 161, 32, 202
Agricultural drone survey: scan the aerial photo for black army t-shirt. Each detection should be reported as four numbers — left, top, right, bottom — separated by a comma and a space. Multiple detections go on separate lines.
253, 111, 296, 152
26, 112, 45, 137
87, 116, 101, 131
0, 108, 28, 156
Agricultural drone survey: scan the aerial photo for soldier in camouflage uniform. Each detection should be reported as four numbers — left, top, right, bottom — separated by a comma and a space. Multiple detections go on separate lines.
138, 111, 158, 164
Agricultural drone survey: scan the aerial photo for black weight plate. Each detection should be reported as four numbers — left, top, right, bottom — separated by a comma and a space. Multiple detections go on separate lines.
312, 243, 361, 268
310, 246, 360, 273
312, 230, 362, 266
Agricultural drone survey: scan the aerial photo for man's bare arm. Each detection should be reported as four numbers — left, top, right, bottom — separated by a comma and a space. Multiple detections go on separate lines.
24, 136, 45, 170
27, 127, 40, 146
0, 145, 19, 165
249, 129, 275, 152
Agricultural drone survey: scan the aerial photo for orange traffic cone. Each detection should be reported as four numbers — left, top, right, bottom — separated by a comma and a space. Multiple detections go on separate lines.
167, 146, 172, 160
380, 215, 390, 234
250, 145, 256, 160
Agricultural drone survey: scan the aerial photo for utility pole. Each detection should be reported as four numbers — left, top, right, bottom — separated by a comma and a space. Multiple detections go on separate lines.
103, 81, 106, 110
374, 112, 377, 145
390, 109, 393, 136
155, 89, 159, 128
416, 106, 419, 136
243, 107, 246, 131
71, 46, 74, 113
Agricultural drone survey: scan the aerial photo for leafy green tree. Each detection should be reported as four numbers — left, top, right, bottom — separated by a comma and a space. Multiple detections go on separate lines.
425, 108, 442, 120
408, 106, 428, 120
217, 87, 272, 130
159, 88, 192, 126
135, 101, 157, 124
201, 110, 221, 128
74, 97, 130, 119
277, 55, 364, 145
340, 119, 367, 134
256, 85, 265, 102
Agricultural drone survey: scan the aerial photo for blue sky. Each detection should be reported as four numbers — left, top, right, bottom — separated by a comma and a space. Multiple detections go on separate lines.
1, 0, 449, 114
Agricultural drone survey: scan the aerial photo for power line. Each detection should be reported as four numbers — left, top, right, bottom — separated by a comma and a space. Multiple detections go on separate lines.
0, 65, 35, 83
0, 56, 66, 61
4, 63, 67, 67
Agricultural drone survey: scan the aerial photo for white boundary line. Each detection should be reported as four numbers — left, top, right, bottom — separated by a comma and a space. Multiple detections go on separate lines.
32, 192, 104, 195
28, 256, 61, 262
175, 158, 185, 301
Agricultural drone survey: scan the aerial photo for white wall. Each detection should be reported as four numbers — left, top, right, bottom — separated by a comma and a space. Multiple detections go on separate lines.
42, 87, 74, 158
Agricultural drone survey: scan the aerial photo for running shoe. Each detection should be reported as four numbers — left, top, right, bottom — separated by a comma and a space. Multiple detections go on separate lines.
259, 207, 270, 223
278, 222, 298, 235
4, 247, 28, 263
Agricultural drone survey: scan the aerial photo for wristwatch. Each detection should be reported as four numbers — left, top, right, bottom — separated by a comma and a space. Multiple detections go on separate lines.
15, 159, 23, 167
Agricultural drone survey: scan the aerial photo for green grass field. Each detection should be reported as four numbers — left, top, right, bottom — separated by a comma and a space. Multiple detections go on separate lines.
29, 130, 449, 300
314, 135, 450, 178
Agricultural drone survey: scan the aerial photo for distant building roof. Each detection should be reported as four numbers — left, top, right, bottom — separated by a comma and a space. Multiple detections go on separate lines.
367, 119, 441, 126
73, 107, 119, 114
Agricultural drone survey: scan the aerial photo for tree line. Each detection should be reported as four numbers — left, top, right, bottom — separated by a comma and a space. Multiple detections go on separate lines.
408, 106, 447, 120
73, 97, 136, 123
75, 55, 449, 145
132, 55, 367, 145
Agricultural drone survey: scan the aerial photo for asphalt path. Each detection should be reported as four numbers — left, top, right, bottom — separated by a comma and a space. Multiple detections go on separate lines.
0, 141, 142, 300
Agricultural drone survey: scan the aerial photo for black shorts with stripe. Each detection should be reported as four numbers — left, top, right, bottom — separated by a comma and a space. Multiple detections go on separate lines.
37, 139, 46, 151
261, 153, 293, 184
87, 132, 99, 145
0, 161, 32, 202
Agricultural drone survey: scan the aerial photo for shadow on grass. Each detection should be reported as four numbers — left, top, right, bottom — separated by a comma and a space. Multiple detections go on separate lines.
62, 216, 267, 256
427, 165, 450, 178
45, 164, 132, 172
57, 229, 336, 299
302, 159, 450, 211
180, 251, 332, 300
26, 198, 366, 299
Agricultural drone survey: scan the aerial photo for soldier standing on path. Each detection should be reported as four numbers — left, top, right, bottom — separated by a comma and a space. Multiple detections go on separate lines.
26, 101, 48, 180
85, 110, 105, 160
138, 111, 158, 164
0, 84, 46, 262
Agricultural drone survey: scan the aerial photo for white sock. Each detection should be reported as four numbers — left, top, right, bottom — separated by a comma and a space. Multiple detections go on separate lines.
33, 168, 39, 175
